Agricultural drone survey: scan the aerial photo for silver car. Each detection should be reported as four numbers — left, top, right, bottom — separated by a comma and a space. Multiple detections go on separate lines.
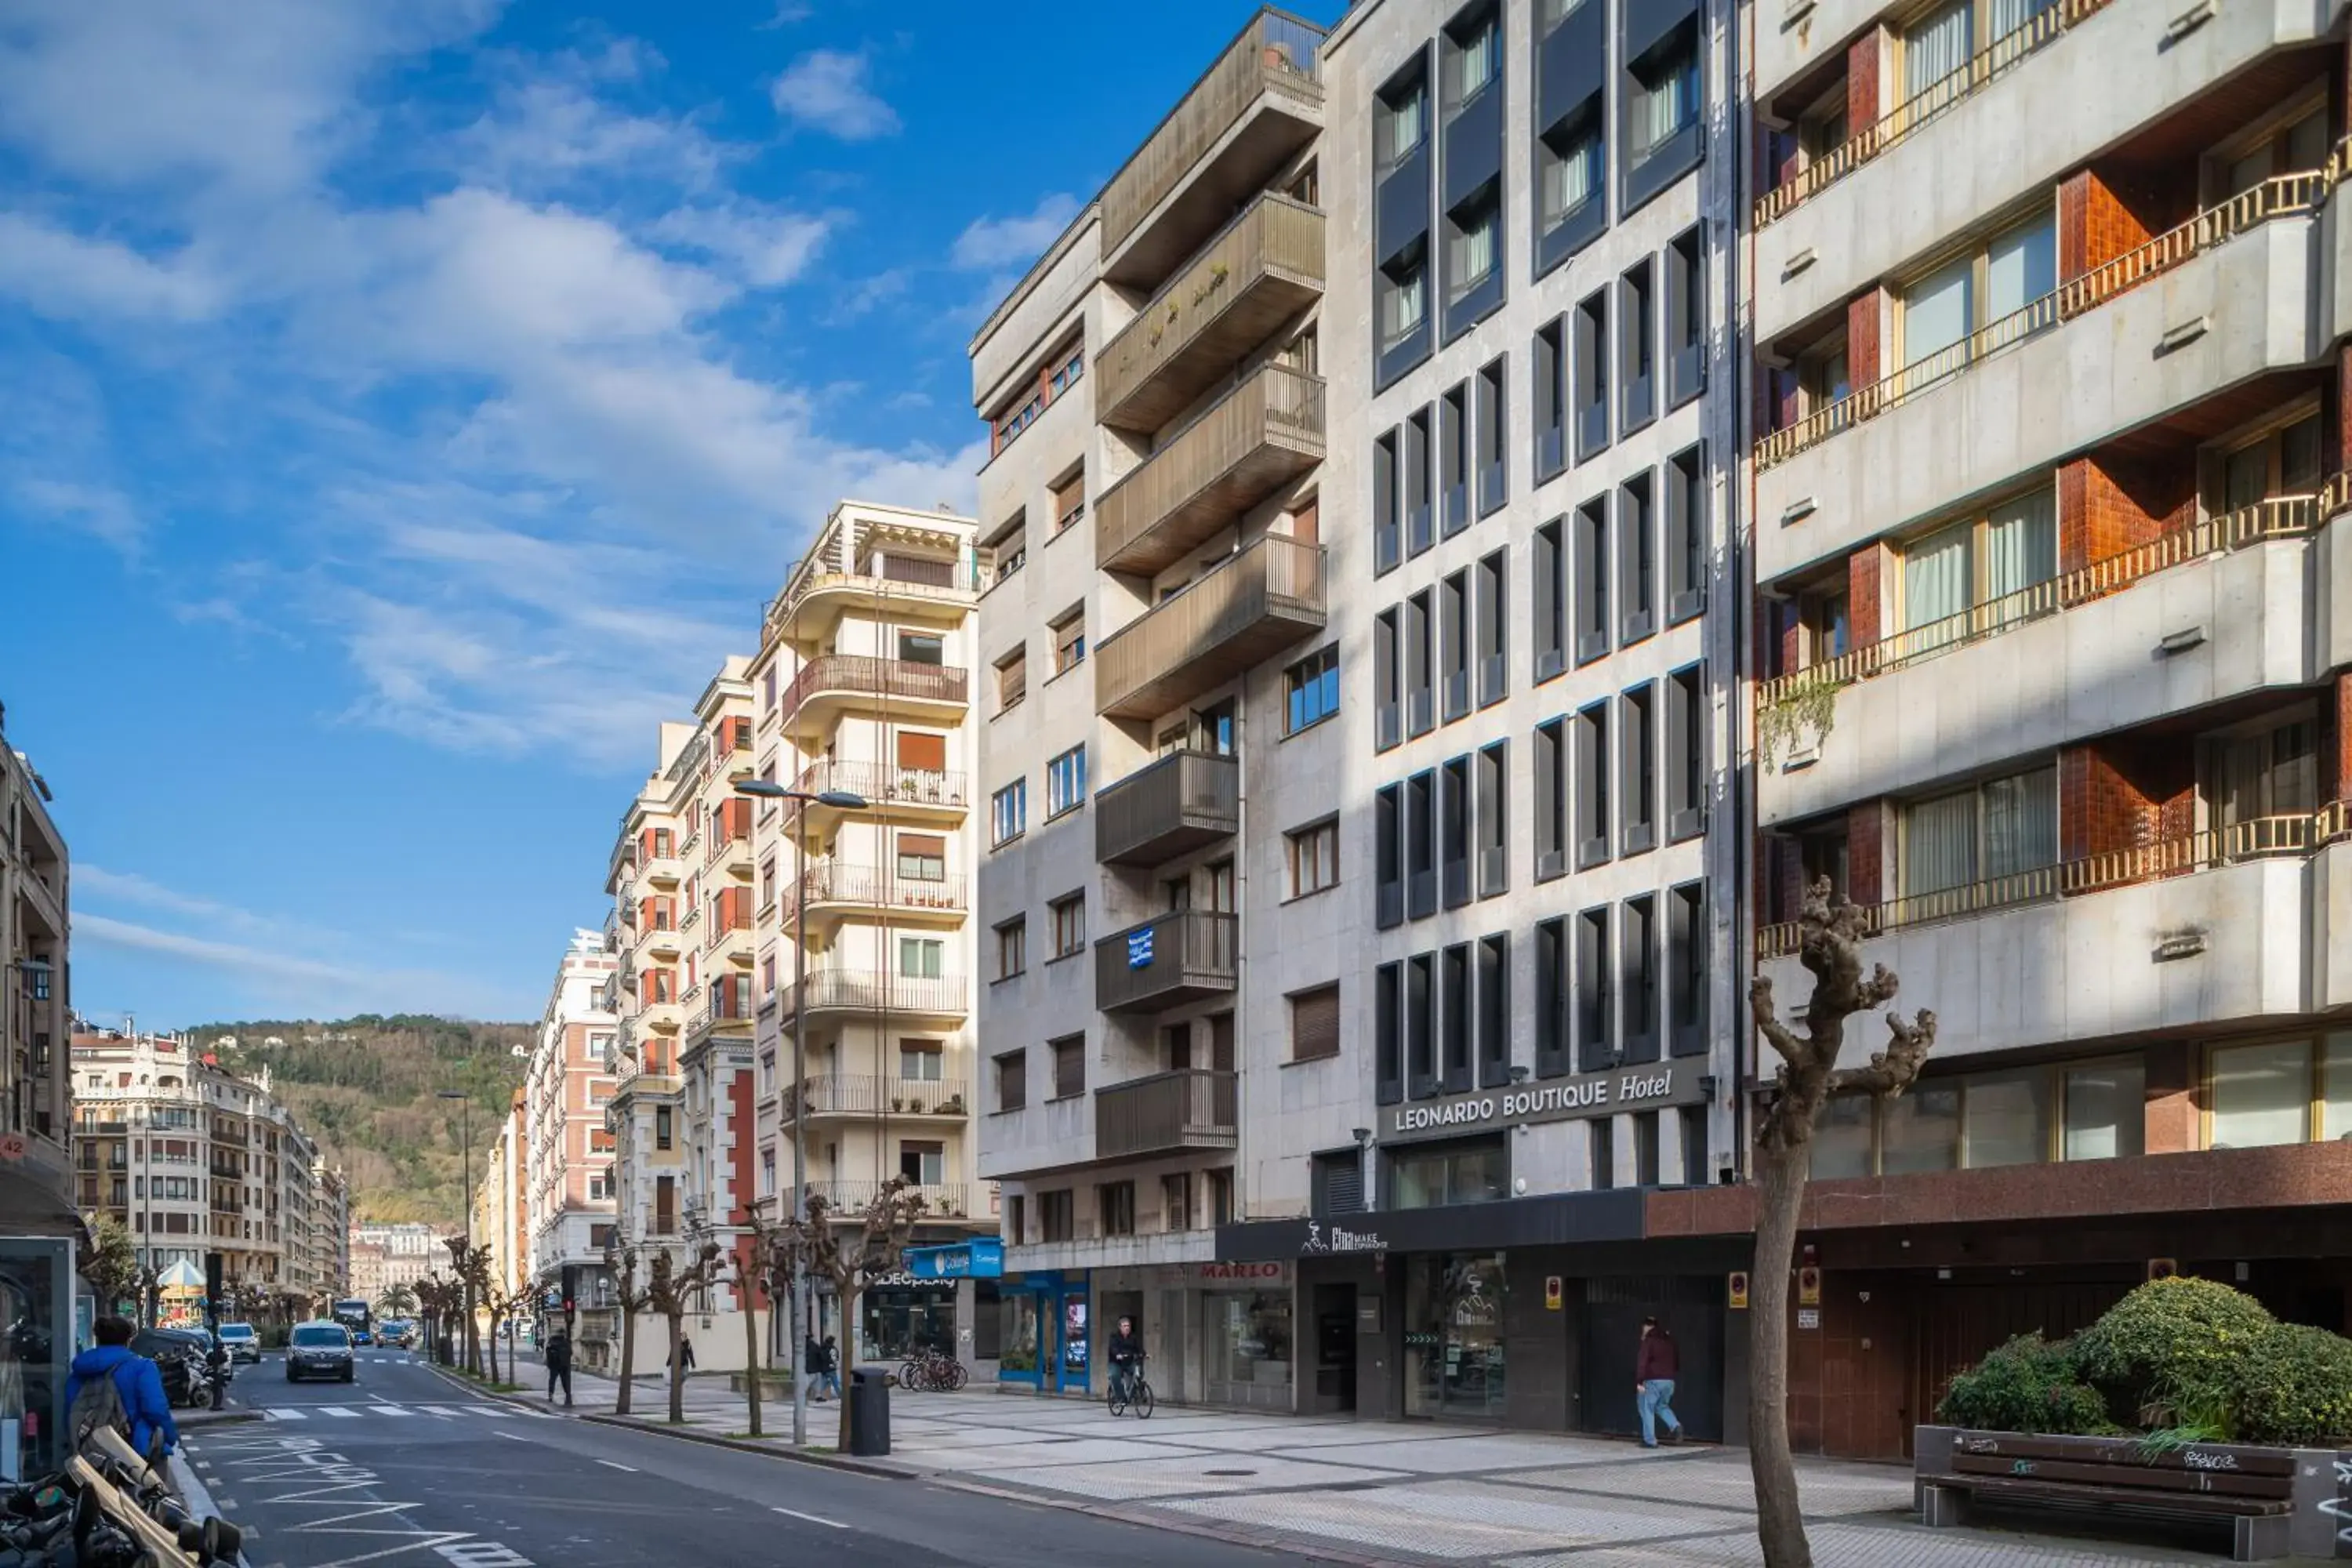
286, 1321, 355, 1383
217, 1323, 260, 1364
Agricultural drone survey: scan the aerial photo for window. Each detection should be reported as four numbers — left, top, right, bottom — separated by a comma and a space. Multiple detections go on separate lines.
1534, 320, 1567, 480
2062, 1058, 2146, 1160
1051, 608, 1085, 674
1440, 942, 1472, 1091
1380, 247, 1429, 358
1665, 445, 1706, 621
1896, 211, 2056, 390
1406, 408, 1434, 555
1046, 745, 1087, 817
1376, 782, 1404, 928
1573, 290, 1609, 460
1039, 1189, 1073, 1243
1287, 645, 1340, 734
896, 832, 946, 882
994, 917, 1026, 981
990, 779, 1027, 846
1475, 549, 1506, 706
1679, 1104, 1708, 1185
1477, 933, 1509, 1087
1440, 570, 1470, 722
1051, 471, 1086, 533
1575, 906, 1612, 1070
1589, 1117, 1615, 1189
655, 1106, 673, 1151
1440, 383, 1469, 534
2216, 98, 2329, 201
1374, 609, 1401, 749
1445, 186, 1500, 307
1900, 484, 2057, 651
1628, 33, 1699, 165
1900, 764, 2056, 902
1406, 953, 1436, 1094
2208, 711, 2319, 832
1290, 984, 1341, 1062
1471, 356, 1506, 514
1051, 1035, 1086, 1100
1534, 518, 1566, 681
1049, 894, 1085, 959
898, 937, 944, 978
1534, 719, 1566, 880
1633, 1110, 1661, 1187
654, 1174, 676, 1232
1621, 894, 1658, 1063
1375, 429, 1402, 574
1443, 4, 1500, 107
1573, 702, 1610, 868
1621, 261, 1656, 434
1666, 666, 1706, 840
899, 631, 945, 666
1621, 683, 1656, 855
2218, 406, 2325, 511
1439, 755, 1472, 909
1665, 228, 1705, 408
994, 1050, 1026, 1114
1377, 960, 1403, 1103
1208, 1169, 1235, 1226
900, 1041, 944, 1081
1619, 472, 1656, 645
1163, 1172, 1195, 1231
1539, 117, 1603, 245
995, 648, 1027, 713
1405, 590, 1434, 735
1573, 495, 1609, 662
1288, 818, 1339, 898
1475, 741, 1507, 898
1376, 60, 1428, 168
985, 511, 1027, 583
1050, 344, 1083, 396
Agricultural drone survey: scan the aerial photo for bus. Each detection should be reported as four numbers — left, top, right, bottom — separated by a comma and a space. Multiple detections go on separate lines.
332, 1298, 373, 1345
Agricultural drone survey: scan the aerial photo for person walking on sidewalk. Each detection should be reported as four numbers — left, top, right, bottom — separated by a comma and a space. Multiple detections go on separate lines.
673, 1335, 695, 1375
544, 1326, 574, 1406
818, 1334, 842, 1401
804, 1333, 831, 1403
1636, 1316, 1682, 1448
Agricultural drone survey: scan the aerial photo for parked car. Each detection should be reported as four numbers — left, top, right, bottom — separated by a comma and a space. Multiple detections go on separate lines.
285, 1322, 355, 1384
216, 1323, 260, 1364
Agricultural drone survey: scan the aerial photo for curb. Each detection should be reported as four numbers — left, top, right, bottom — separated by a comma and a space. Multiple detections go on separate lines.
575, 1411, 912, 1479
180, 1408, 266, 1431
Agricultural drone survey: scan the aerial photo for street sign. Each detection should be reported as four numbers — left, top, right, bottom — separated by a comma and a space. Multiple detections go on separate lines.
1727, 1271, 1750, 1310
1127, 927, 1155, 969
1543, 1276, 1563, 1311
1797, 1307, 1820, 1330
1796, 1266, 1821, 1306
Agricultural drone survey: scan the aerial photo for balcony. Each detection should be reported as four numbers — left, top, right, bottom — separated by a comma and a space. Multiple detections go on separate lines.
782, 1076, 971, 1122
789, 760, 968, 823
768, 549, 982, 644
1095, 910, 1239, 1014
779, 862, 969, 930
1094, 1069, 1239, 1161
1099, 8, 1326, 288
1098, 194, 1326, 433
1095, 750, 1240, 867
1096, 534, 1327, 720
780, 1181, 978, 1222
774, 969, 969, 1024
641, 853, 681, 888
779, 655, 969, 738
1097, 363, 1327, 575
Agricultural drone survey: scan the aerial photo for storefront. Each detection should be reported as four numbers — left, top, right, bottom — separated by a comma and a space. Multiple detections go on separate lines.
857, 1273, 958, 1361
997, 1269, 1089, 1394
904, 1240, 1006, 1375
1086, 1260, 1295, 1410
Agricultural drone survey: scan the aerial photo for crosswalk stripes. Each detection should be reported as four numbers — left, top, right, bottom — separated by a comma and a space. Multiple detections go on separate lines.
255, 1401, 557, 1423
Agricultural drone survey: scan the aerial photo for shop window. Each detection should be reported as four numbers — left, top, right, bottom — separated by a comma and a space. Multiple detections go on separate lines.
1207, 1283, 1294, 1410
1388, 1138, 1507, 1209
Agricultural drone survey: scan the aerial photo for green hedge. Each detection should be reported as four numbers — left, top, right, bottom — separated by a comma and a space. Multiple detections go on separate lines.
1936, 1333, 2107, 1436
2073, 1276, 2274, 1425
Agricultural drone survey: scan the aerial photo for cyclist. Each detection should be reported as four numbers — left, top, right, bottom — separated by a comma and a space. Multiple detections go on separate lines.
1105, 1315, 1143, 1407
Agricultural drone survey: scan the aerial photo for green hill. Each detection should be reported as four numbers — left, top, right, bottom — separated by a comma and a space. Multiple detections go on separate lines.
183, 1014, 532, 1226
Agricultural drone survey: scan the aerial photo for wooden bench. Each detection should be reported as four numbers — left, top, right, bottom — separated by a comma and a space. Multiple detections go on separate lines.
1915, 1428, 2326, 1562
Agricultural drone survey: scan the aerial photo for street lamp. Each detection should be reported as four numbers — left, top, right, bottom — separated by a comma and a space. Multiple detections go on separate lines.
439, 1089, 475, 1371
732, 775, 867, 1446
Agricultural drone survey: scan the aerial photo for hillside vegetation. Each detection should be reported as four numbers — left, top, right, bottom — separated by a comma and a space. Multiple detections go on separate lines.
184, 1014, 532, 1227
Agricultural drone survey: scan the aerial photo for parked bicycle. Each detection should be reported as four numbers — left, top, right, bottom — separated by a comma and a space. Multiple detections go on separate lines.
896, 1347, 968, 1392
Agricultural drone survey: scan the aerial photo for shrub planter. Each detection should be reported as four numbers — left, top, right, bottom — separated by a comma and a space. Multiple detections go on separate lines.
1915, 1425, 2341, 1562
728, 1370, 795, 1398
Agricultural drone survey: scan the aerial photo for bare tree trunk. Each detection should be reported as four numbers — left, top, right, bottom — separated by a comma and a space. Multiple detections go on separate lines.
666, 1312, 685, 1425
742, 1295, 763, 1439
837, 1283, 855, 1454
616, 1308, 637, 1416
1748, 1141, 1813, 1568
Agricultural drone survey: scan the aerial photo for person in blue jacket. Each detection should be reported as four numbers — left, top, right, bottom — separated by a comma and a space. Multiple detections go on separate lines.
64, 1315, 180, 1461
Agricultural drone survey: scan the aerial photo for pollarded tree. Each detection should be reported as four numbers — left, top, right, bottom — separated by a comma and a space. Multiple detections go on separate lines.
647, 1243, 726, 1425
604, 1243, 656, 1417
1746, 878, 1937, 1568
79, 1216, 140, 1318
778, 1178, 927, 1450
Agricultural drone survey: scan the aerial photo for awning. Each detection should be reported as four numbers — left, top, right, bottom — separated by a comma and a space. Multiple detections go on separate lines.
158, 1259, 205, 1290
902, 1239, 1004, 1279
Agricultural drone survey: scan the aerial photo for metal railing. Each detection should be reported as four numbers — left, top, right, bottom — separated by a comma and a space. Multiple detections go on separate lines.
1755, 0, 2114, 229
1756, 807, 2352, 957
1756, 485, 2339, 706
779, 655, 970, 720
1096, 361, 1327, 572
1094, 910, 1240, 1011
1095, 534, 1328, 719
1095, 1069, 1239, 1161
784, 1076, 971, 1120
779, 1181, 974, 1220
774, 970, 970, 1018
1095, 750, 1241, 866
779, 862, 969, 916
1757, 162, 2343, 471
789, 759, 968, 811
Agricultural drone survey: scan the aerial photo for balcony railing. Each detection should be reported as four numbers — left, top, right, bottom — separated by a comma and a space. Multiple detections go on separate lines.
1757, 483, 2341, 707
783, 1076, 971, 1120
1099, 8, 1325, 279
789, 760, 968, 812
1756, 804, 2352, 958
1755, 0, 2114, 229
1095, 1069, 1239, 1161
1094, 910, 1240, 1013
1757, 158, 2345, 471
1097, 193, 1327, 432
779, 655, 970, 723
1096, 750, 1240, 867
1096, 534, 1327, 720
1096, 361, 1327, 575
775, 970, 970, 1019
772, 557, 982, 633
780, 862, 969, 918
780, 1181, 975, 1221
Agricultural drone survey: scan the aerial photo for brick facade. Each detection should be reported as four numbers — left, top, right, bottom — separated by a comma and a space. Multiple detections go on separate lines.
2057, 163, 2192, 283
1845, 29, 1882, 139
1846, 541, 1891, 648
2335, 670, 2352, 801
1845, 289, 1882, 389
2054, 450, 2194, 573
1846, 800, 1885, 906
2057, 738, 2196, 863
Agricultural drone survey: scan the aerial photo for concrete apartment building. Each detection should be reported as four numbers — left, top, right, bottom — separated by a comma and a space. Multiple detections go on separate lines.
1670, 0, 2352, 1461
347, 1221, 437, 1306
971, 9, 1342, 1406
2, 706, 71, 1214
524, 931, 617, 1304
747, 499, 995, 1363
471, 1093, 528, 1299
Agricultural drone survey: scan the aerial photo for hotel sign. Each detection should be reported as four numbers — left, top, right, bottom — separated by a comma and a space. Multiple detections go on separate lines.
1385, 1066, 1704, 1143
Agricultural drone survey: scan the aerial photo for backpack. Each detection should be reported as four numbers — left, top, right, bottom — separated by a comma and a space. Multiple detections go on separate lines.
68, 1362, 132, 1451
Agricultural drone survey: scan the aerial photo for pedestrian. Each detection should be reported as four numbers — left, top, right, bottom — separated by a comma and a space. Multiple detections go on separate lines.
544, 1326, 573, 1407
1635, 1316, 1683, 1449
804, 1332, 829, 1402
819, 1334, 841, 1401
675, 1334, 695, 1374
66, 1316, 181, 1468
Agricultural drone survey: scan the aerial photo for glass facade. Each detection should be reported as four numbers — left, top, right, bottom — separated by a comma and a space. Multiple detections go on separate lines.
1405, 1253, 1506, 1421
860, 1285, 956, 1360
1389, 1137, 1508, 1208
1206, 1290, 1294, 1408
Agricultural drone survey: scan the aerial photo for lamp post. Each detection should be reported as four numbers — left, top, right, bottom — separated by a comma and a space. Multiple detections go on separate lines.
733, 776, 867, 1446
439, 1089, 474, 1372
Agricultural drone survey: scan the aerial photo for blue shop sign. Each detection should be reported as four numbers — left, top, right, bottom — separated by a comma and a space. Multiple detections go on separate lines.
1127, 927, 1155, 969
905, 1238, 1005, 1279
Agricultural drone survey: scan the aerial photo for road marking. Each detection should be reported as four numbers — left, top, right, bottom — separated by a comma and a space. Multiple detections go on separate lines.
493, 1431, 528, 1443
260, 1408, 307, 1421
315, 1406, 361, 1418
771, 1506, 850, 1530
595, 1459, 637, 1472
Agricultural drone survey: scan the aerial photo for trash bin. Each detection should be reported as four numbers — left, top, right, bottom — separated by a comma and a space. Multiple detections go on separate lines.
848, 1367, 891, 1456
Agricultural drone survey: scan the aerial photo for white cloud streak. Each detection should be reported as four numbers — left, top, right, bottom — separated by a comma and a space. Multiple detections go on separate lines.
768, 49, 900, 140
74, 913, 513, 1020
950, 193, 1082, 271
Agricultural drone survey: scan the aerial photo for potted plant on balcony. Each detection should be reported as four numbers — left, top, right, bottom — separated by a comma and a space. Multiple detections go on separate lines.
941, 1094, 965, 1116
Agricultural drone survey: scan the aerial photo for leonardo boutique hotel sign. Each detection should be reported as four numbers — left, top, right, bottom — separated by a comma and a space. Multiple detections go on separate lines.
1387, 1065, 1704, 1142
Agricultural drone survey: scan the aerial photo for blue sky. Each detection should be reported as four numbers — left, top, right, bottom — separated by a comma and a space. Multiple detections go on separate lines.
0, 0, 1331, 1029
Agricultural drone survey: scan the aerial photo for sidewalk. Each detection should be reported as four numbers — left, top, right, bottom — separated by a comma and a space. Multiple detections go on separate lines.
505, 1356, 2222, 1566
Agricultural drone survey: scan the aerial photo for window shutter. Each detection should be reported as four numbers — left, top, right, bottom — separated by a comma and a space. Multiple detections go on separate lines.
1291, 986, 1341, 1061
896, 731, 948, 770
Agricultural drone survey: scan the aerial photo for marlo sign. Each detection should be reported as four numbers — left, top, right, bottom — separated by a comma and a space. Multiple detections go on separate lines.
1386, 1065, 1702, 1142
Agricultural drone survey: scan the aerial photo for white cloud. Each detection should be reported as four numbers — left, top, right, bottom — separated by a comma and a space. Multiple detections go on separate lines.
74, 866, 283, 938
768, 49, 900, 140
650, 203, 833, 289
0, 214, 219, 322
950, 192, 1081, 270
12, 477, 143, 557
74, 913, 513, 1019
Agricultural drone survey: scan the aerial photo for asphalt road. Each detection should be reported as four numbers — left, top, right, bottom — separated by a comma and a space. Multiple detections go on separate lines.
187, 1348, 1301, 1568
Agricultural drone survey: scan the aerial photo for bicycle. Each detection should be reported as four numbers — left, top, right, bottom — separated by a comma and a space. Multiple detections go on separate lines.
1106, 1359, 1153, 1419
896, 1348, 967, 1392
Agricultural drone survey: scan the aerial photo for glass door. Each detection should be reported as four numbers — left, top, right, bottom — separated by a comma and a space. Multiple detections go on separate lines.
1405, 1254, 1508, 1420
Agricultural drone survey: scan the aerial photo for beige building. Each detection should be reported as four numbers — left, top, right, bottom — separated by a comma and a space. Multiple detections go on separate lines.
347, 1221, 436, 1306
525, 931, 617, 1301
471, 1099, 527, 1300
2, 706, 71, 1214
746, 499, 994, 1361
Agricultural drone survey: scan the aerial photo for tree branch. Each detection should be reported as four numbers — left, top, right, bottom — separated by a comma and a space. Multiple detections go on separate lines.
1826, 1009, 1939, 1098
1748, 975, 1808, 1070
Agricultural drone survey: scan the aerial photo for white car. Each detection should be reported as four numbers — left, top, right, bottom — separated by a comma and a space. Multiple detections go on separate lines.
217, 1323, 260, 1364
